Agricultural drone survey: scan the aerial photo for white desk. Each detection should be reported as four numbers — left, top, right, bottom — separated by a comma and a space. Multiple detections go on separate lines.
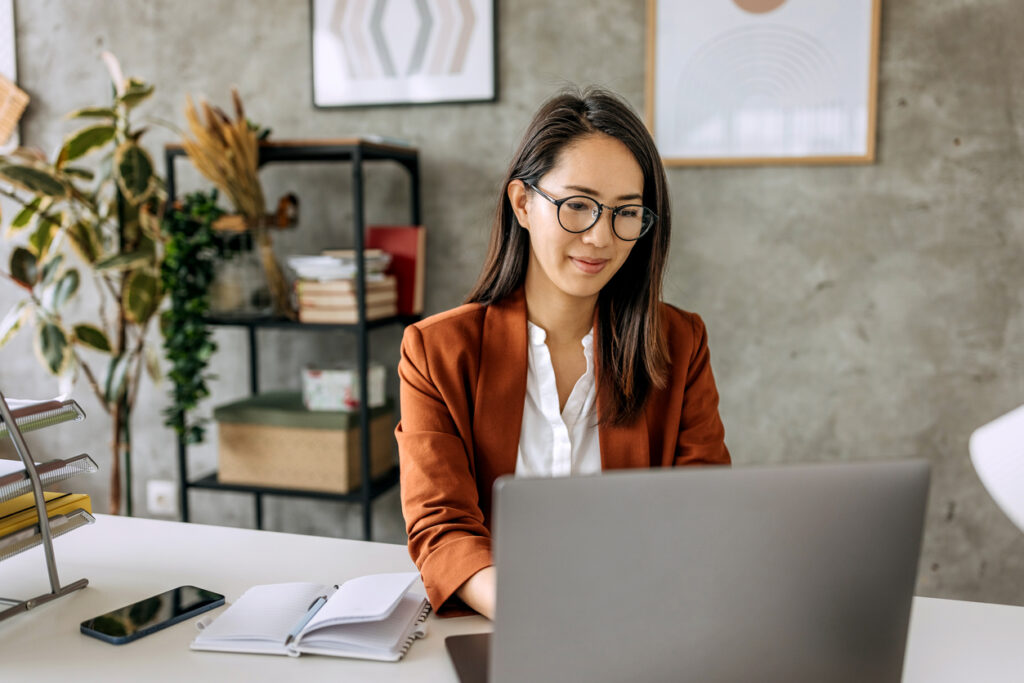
0, 515, 1021, 682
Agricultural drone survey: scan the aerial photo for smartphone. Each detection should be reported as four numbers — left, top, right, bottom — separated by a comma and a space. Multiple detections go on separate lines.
80, 585, 225, 645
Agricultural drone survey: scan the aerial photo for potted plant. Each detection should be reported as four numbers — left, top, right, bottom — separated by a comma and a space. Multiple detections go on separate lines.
0, 53, 163, 515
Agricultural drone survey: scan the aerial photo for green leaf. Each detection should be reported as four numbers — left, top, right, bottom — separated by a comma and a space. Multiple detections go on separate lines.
67, 106, 117, 120
124, 270, 160, 323
10, 197, 41, 232
144, 345, 162, 384
114, 142, 154, 204
0, 301, 31, 348
94, 250, 150, 272
73, 323, 111, 353
0, 163, 67, 197
40, 253, 65, 285
61, 124, 116, 164
53, 269, 80, 309
62, 166, 96, 181
27, 219, 57, 258
104, 353, 131, 402
66, 220, 103, 264
119, 79, 154, 109
10, 247, 37, 286
35, 322, 69, 375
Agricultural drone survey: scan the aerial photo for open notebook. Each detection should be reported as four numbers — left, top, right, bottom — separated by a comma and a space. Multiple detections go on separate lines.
191, 572, 430, 661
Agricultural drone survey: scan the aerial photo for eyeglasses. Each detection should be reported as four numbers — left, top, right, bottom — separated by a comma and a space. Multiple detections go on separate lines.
525, 182, 657, 241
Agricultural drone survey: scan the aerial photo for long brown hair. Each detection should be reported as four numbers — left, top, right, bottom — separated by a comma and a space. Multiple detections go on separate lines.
465, 87, 671, 426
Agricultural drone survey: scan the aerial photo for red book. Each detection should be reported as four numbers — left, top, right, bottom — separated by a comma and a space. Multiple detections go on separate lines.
366, 225, 425, 315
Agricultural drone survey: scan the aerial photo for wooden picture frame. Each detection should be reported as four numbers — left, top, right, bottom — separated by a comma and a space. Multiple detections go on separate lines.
645, 0, 881, 166
310, 0, 497, 108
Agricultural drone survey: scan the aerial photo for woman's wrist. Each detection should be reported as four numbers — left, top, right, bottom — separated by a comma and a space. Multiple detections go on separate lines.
456, 565, 497, 620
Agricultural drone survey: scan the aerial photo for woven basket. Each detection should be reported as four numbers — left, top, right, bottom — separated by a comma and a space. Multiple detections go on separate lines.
0, 73, 28, 146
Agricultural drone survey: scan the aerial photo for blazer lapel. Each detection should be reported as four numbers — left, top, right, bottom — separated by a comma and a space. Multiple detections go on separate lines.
473, 288, 528, 485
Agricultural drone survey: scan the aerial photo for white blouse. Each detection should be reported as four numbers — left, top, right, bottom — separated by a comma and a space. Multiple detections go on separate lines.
514, 322, 602, 478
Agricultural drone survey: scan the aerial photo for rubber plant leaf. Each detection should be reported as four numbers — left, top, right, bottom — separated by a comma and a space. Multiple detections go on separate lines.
0, 163, 67, 197
52, 269, 81, 309
73, 323, 112, 353
0, 301, 31, 348
104, 353, 131, 403
35, 322, 69, 375
9, 247, 37, 287
66, 106, 117, 120
94, 250, 150, 272
123, 270, 160, 323
61, 124, 116, 163
114, 141, 154, 204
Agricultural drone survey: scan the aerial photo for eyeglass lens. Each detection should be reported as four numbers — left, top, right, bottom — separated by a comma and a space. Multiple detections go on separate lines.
558, 196, 653, 240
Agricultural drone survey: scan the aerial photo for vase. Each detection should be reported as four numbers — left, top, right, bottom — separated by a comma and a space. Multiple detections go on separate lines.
209, 246, 272, 316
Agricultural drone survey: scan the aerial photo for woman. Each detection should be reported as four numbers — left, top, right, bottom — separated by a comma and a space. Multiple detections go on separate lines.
397, 87, 730, 619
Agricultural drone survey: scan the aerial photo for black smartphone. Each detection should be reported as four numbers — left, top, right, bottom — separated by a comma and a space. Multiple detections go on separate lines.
80, 585, 225, 645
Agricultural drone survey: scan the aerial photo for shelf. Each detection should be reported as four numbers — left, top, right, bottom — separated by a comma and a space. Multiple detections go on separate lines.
0, 454, 98, 504
187, 466, 401, 502
203, 314, 421, 330
0, 509, 95, 563
165, 138, 418, 165
169, 135, 420, 541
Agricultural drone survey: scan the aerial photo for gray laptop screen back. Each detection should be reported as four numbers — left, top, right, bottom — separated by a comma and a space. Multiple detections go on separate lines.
491, 460, 929, 683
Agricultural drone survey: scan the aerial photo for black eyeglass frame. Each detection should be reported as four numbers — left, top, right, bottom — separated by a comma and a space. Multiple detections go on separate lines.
525, 182, 657, 242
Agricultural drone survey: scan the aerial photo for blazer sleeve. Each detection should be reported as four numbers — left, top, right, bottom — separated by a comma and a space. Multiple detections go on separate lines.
396, 324, 494, 616
675, 313, 731, 466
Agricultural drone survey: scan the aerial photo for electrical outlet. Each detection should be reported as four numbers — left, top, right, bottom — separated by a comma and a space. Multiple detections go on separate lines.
147, 479, 178, 516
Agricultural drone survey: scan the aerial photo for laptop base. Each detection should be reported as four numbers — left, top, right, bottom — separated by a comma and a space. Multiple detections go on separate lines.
446, 633, 491, 683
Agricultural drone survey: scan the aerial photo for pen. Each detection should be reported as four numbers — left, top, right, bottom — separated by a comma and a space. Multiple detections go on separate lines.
284, 595, 327, 646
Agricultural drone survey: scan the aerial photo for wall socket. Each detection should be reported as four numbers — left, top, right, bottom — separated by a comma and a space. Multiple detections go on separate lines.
146, 479, 178, 516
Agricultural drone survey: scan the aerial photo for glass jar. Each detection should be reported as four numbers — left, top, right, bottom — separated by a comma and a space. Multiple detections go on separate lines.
209, 247, 272, 316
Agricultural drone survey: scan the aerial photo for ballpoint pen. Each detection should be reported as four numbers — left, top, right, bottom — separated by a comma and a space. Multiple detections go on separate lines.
284, 594, 328, 646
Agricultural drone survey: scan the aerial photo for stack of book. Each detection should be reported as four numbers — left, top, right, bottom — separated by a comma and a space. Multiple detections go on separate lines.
296, 275, 398, 324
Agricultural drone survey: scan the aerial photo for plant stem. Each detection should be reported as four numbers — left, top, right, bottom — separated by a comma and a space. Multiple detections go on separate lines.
70, 350, 111, 416
110, 395, 122, 515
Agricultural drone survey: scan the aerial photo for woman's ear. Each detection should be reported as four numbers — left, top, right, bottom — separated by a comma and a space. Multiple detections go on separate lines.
507, 179, 531, 230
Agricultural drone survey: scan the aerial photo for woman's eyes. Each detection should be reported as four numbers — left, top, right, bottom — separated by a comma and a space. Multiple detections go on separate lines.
564, 200, 591, 212
617, 207, 641, 218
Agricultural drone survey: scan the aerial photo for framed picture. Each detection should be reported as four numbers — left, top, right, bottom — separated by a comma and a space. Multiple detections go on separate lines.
311, 0, 497, 108
645, 0, 881, 166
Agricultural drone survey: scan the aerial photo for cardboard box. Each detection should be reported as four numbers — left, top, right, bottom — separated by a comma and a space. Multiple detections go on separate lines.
214, 392, 394, 494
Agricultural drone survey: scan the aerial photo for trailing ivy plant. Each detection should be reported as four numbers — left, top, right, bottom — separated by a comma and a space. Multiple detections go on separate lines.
0, 53, 163, 516
159, 190, 226, 445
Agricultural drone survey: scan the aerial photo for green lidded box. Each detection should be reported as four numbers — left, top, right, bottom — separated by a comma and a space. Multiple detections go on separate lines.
213, 392, 394, 494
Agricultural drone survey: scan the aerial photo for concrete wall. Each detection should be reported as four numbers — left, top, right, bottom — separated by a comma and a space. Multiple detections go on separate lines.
1, 1, 1022, 605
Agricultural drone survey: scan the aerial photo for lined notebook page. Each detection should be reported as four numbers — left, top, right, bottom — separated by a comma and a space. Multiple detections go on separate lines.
199, 582, 327, 642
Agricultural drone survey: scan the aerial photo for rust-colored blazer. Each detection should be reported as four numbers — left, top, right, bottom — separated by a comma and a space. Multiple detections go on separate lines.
396, 288, 729, 615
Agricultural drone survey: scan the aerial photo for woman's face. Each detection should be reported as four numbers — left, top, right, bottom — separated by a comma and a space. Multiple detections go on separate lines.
511, 133, 644, 305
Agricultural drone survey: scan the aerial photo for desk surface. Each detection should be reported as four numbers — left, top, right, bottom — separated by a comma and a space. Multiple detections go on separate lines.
0, 515, 1022, 682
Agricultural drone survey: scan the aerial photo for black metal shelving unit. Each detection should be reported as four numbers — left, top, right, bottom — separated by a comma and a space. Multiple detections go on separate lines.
165, 139, 420, 541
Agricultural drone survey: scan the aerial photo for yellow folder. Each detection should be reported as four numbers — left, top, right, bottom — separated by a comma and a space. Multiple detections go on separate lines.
0, 491, 92, 537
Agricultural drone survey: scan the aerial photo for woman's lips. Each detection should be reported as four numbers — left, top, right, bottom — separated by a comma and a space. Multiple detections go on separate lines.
571, 257, 608, 274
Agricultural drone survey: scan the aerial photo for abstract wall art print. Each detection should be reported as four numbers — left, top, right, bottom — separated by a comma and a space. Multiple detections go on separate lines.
646, 0, 880, 165
311, 0, 496, 107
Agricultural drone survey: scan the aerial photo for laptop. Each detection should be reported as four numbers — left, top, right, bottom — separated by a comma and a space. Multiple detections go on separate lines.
446, 459, 930, 683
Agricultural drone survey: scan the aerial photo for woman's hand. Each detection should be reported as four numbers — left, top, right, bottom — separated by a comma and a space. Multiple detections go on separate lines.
456, 565, 496, 620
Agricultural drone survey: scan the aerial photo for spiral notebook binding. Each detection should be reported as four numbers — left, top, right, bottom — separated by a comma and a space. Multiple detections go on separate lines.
398, 601, 433, 658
